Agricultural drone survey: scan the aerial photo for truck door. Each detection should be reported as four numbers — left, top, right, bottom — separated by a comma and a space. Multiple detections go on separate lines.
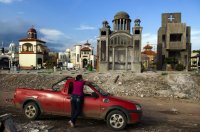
82, 85, 101, 118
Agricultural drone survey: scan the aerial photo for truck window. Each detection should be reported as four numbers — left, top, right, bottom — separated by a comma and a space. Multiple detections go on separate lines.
84, 85, 94, 96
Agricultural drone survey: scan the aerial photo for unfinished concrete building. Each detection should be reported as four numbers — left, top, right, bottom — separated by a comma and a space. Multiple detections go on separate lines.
157, 13, 191, 70
97, 11, 142, 72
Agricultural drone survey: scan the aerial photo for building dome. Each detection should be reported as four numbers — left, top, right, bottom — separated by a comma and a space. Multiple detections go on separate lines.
134, 18, 141, 26
102, 20, 108, 25
143, 44, 152, 49
114, 11, 130, 19
9, 42, 16, 47
27, 27, 37, 39
28, 27, 37, 33
9, 42, 17, 53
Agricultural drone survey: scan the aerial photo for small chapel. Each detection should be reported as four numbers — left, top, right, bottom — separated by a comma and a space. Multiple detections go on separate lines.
19, 27, 48, 69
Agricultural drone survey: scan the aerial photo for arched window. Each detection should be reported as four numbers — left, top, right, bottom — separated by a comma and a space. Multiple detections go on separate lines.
22, 43, 33, 52
101, 31, 106, 36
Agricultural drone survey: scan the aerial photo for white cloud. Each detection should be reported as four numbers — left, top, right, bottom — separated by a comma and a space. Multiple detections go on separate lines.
79, 36, 97, 45
191, 30, 200, 36
191, 29, 200, 50
75, 24, 96, 30
39, 28, 72, 51
0, 0, 22, 4
142, 33, 157, 50
142, 33, 157, 44
39, 28, 70, 42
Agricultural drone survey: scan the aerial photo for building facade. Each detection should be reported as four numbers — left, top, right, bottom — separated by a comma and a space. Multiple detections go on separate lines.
191, 52, 200, 70
19, 27, 48, 69
97, 11, 142, 72
57, 49, 70, 68
157, 13, 191, 70
69, 42, 95, 69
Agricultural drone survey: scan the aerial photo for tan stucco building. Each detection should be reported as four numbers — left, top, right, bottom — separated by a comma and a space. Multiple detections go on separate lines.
157, 13, 191, 70
97, 11, 142, 72
70, 42, 95, 69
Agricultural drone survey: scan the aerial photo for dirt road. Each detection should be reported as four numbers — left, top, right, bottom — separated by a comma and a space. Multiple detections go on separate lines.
0, 72, 200, 131
1, 95, 200, 132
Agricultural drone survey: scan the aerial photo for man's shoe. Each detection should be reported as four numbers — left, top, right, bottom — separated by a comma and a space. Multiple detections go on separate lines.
68, 120, 74, 128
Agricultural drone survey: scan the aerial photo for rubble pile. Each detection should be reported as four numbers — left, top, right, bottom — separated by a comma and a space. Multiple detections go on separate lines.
0, 71, 200, 101
86, 72, 200, 101
16, 121, 54, 132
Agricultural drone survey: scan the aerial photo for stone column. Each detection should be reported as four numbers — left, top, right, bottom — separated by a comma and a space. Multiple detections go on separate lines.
125, 47, 128, 70
123, 19, 125, 30
119, 19, 121, 30
115, 20, 117, 31
112, 47, 115, 70
126, 20, 128, 30
99, 41, 101, 62
127, 19, 130, 30
113, 21, 115, 31
125, 20, 127, 30
116, 20, 118, 30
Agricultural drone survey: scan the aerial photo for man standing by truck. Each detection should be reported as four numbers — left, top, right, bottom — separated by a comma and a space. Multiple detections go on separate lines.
68, 74, 85, 128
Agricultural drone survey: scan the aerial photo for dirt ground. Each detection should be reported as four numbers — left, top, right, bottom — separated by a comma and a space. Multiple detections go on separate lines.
1, 94, 200, 132
0, 71, 200, 131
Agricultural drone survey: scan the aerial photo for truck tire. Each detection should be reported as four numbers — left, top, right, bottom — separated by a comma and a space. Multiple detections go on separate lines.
24, 102, 40, 120
106, 110, 127, 131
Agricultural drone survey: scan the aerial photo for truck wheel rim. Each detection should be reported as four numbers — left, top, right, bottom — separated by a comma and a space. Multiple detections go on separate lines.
109, 114, 124, 129
25, 105, 36, 118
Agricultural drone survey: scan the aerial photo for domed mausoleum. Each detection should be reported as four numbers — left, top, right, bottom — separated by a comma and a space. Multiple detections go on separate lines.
97, 11, 142, 72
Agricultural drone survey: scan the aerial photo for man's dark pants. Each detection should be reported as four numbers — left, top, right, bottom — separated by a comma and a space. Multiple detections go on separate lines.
70, 94, 83, 125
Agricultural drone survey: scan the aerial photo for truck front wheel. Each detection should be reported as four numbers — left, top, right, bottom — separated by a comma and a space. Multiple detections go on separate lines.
106, 110, 127, 130
24, 102, 40, 120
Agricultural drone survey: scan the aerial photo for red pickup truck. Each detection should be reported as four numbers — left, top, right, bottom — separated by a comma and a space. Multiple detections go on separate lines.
13, 76, 142, 130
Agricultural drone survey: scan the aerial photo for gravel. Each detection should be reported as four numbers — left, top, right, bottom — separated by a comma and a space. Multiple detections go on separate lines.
0, 70, 200, 101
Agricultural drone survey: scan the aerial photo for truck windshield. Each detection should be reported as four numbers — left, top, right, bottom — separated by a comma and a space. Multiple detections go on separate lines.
89, 82, 109, 96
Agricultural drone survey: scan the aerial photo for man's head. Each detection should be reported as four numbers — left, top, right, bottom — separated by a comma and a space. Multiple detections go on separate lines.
76, 74, 83, 81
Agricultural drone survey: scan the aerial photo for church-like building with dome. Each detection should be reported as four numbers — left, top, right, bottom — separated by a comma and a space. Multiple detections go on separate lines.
18, 27, 49, 69
97, 11, 142, 72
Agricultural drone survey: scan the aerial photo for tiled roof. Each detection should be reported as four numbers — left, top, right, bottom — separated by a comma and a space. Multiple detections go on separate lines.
81, 47, 91, 51
143, 44, 153, 49
142, 50, 156, 56
19, 38, 46, 43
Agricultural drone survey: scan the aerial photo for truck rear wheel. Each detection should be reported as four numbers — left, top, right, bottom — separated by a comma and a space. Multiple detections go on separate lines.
106, 110, 127, 131
24, 102, 40, 120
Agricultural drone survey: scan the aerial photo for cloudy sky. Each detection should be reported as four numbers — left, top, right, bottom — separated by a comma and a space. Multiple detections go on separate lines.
0, 0, 200, 52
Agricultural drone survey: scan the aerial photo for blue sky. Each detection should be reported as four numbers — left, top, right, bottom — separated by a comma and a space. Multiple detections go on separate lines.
0, 0, 200, 52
